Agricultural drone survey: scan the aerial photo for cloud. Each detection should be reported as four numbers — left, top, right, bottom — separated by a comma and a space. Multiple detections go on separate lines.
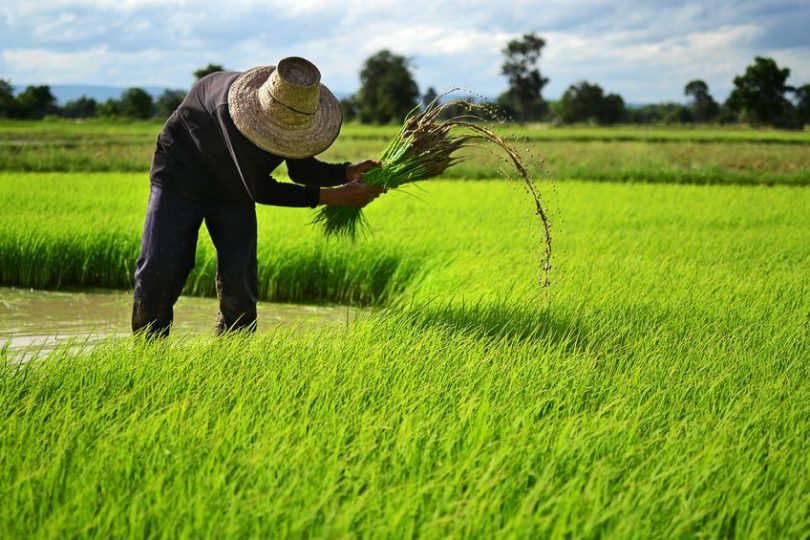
1, 45, 180, 86
1, 0, 809, 101
540, 23, 768, 99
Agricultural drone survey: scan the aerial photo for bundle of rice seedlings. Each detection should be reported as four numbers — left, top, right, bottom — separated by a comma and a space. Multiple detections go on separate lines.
314, 96, 553, 286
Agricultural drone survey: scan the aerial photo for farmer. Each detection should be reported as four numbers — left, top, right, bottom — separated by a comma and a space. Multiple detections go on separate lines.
132, 56, 383, 337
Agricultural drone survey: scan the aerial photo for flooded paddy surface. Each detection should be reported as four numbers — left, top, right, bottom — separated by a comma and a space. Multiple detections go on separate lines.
0, 287, 364, 356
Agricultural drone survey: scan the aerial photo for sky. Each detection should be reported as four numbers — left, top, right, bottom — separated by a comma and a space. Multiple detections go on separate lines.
1, 0, 809, 103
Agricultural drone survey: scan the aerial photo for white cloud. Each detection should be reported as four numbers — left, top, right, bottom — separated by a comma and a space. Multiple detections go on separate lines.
539, 22, 786, 100
2, 46, 113, 83
1, 0, 809, 101
2, 46, 178, 86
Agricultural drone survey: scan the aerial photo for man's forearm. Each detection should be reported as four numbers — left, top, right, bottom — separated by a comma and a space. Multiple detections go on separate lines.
287, 158, 349, 187
318, 182, 384, 208
317, 187, 339, 206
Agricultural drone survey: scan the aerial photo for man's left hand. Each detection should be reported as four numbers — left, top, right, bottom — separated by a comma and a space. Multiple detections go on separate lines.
346, 160, 381, 182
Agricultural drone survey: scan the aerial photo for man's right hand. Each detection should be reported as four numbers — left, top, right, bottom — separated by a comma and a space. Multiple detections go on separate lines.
318, 181, 384, 208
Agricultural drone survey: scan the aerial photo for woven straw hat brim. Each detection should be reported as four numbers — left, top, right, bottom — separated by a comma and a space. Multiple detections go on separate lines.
227, 65, 342, 159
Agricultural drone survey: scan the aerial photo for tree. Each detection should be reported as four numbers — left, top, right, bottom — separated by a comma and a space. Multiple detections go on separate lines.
559, 81, 625, 124
194, 64, 225, 81
0, 79, 16, 117
500, 32, 549, 122
422, 86, 438, 109
664, 104, 693, 124
15, 85, 57, 119
155, 89, 186, 118
437, 95, 477, 120
726, 57, 794, 126
119, 87, 154, 119
624, 102, 690, 124
684, 79, 719, 123
62, 96, 97, 118
339, 96, 359, 122
356, 50, 419, 124
496, 91, 547, 121
98, 98, 121, 118
714, 105, 738, 125
495, 92, 518, 120
601, 93, 626, 125
794, 84, 810, 127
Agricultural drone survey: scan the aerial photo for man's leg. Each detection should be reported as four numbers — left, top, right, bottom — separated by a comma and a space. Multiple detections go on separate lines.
204, 204, 259, 335
132, 185, 204, 338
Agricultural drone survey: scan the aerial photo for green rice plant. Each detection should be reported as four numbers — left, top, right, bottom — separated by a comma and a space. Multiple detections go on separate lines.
2, 172, 810, 536
313, 99, 554, 285
313, 100, 472, 239
3, 172, 810, 305
2, 120, 809, 186
3, 118, 810, 143
2, 287, 809, 537
0, 173, 425, 306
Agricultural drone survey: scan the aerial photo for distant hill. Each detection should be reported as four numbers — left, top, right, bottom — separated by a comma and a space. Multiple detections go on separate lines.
14, 84, 354, 105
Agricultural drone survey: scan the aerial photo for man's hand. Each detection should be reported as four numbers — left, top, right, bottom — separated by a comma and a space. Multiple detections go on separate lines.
319, 181, 384, 208
317, 159, 385, 207
346, 159, 381, 182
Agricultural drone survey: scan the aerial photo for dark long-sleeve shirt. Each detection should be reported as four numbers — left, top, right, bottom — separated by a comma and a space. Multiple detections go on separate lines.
150, 71, 348, 207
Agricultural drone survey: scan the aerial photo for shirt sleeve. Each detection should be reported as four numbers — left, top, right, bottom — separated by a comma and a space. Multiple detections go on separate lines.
251, 175, 321, 208
286, 157, 349, 187
213, 105, 321, 208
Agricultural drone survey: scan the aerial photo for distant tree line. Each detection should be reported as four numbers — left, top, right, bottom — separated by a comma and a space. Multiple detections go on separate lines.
341, 34, 810, 129
0, 81, 189, 120
0, 64, 227, 121
3, 51, 809, 128
551, 59, 806, 127
493, 39, 810, 128
0, 80, 188, 121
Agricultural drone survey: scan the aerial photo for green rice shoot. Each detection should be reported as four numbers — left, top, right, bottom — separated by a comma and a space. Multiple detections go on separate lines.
314, 96, 554, 286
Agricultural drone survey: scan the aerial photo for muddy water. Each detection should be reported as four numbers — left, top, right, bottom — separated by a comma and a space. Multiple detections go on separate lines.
0, 287, 364, 355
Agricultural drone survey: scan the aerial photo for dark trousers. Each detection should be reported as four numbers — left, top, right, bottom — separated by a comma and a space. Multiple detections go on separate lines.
132, 185, 258, 337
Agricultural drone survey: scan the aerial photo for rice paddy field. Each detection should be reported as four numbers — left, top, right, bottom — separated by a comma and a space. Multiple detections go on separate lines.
1, 120, 809, 538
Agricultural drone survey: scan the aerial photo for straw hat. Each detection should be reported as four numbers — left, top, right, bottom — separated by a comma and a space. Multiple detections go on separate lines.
227, 57, 342, 158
